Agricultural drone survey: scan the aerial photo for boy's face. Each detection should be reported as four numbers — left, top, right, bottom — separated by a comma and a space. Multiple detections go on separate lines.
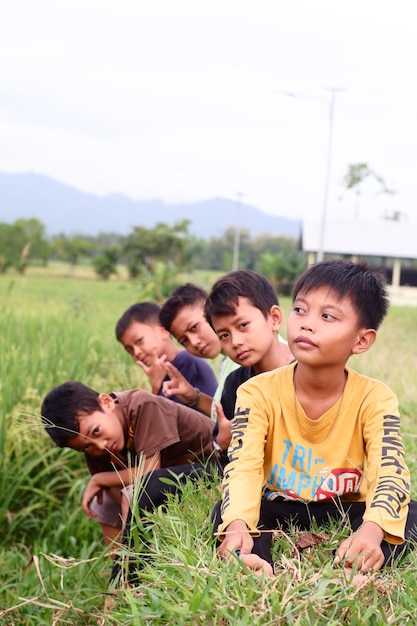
169, 304, 221, 359
66, 394, 125, 457
287, 287, 373, 366
119, 320, 168, 364
211, 296, 281, 367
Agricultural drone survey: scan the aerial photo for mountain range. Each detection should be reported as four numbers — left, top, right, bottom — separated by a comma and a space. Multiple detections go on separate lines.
0, 172, 301, 240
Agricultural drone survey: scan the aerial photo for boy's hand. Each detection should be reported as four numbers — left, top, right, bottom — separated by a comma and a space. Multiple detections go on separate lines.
82, 475, 103, 518
217, 520, 274, 577
137, 347, 166, 394
237, 553, 274, 578
161, 361, 195, 403
217, 519, 254, 558
214, 402, 232, 452
333, 521, 385, 572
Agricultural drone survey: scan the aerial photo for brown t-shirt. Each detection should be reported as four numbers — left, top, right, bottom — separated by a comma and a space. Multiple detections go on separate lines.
86, 389, 214, 475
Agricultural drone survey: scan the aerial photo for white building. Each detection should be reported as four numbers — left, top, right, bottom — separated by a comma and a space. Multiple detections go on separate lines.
301, 220, 417, 288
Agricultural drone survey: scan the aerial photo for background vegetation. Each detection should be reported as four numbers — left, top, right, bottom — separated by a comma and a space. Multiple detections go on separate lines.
0, 217, 309, 296
0, 267, 417, 625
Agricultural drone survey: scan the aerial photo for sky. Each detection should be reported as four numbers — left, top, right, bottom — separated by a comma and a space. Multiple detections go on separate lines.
1, 0, 416, 225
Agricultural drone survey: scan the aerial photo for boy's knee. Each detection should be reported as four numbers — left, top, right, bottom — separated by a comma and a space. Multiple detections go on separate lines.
91, 490, 123, 529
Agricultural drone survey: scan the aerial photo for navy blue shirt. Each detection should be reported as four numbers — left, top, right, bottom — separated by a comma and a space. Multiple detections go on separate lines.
158, 350, 217, 406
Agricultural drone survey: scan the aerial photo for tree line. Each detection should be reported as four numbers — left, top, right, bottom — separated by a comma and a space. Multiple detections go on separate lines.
0, 217, 306, 296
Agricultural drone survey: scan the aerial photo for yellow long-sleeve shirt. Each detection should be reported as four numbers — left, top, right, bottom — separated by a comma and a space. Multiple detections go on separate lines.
219, 362, 410, 545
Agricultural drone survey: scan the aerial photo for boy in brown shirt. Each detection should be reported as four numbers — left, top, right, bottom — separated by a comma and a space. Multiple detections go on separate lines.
41, 381, 218, 582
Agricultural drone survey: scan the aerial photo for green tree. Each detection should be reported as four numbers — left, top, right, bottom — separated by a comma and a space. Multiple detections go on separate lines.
14, 218, 50, 266
194, 232, 231, 271
92, 247, 119, 280
0, 223, 21, 273
341, 163, 395, 220
192, 229, 303, 274
193, 227, 251, 271
0, 219, 50, 273
132, 260, 183, 303
122, 220, 191, 278
383, 210, 407, 221
52, 235, 94, 277
258, 240, 307, 296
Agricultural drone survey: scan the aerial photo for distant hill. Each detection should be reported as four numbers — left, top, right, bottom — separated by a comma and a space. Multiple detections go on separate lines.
0, 172, 301, 239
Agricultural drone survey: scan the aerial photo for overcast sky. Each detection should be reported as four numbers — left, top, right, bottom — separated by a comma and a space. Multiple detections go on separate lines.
1, 0, 416, 224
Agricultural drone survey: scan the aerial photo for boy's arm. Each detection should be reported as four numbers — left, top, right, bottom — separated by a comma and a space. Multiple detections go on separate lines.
82, 453, 161, 517
361, 384, 410, 543
334, 380, 409, 572
217, 378, 268, 536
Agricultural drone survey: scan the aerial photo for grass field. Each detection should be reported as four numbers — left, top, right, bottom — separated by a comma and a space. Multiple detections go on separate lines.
1, 268, 417, 625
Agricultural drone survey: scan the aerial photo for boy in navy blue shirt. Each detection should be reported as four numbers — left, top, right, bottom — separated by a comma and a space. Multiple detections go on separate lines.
116, 301, 217, 406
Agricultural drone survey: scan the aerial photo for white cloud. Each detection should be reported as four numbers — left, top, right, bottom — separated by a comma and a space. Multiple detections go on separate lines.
1, 0, 416, 224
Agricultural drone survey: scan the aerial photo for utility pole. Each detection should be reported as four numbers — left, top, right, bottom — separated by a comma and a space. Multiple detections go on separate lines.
317, 87, 342, 262
276, 87, 342, 262
232, 192, 243, 271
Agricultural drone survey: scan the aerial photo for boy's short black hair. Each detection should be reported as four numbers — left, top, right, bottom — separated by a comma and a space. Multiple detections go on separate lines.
292, 260, 389, 330
204, 270, 278, 327
41, 381, 102, 447
159, 284, 208, 331
115, 302, 161, 341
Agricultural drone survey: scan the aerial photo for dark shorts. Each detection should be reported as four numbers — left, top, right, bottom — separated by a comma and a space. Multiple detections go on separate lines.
212, 498, 417, 568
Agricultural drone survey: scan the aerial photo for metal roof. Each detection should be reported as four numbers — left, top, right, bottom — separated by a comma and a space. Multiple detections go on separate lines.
301, 220, 417, 260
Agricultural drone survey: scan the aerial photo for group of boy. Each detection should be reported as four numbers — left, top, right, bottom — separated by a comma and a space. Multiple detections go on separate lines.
41, 260, 417, 585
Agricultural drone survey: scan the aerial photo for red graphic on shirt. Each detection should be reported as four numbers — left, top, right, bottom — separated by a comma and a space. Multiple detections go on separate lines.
314, 467, 362, 501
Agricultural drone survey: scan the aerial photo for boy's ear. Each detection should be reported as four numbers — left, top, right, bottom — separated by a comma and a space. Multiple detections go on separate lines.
270, 305, 283, 330
351, 328, 377, 355
97, 393, 115, 410
159, 325, 171, 340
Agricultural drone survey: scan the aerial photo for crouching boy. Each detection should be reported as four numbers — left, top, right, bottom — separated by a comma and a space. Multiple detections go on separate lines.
213, 260, 417, 578
41, 382, 219, 579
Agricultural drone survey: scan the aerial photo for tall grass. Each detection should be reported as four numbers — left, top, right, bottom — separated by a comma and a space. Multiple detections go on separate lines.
1, 271, 417, 624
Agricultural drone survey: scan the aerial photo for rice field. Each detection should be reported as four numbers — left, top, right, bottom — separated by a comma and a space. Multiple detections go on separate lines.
1, 269, 417, 625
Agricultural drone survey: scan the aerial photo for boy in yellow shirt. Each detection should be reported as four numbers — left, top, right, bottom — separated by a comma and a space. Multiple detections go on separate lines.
214, 260, 417, 578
